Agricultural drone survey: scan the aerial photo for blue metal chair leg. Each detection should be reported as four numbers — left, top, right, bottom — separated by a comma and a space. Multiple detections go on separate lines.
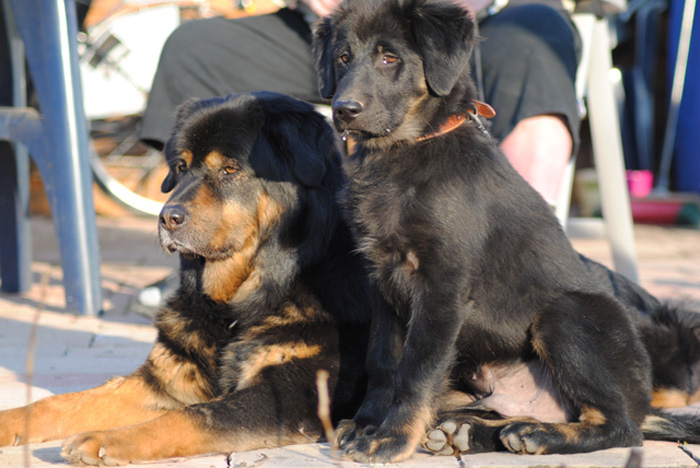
0, 0, 102, 315
0, 0, 32, 294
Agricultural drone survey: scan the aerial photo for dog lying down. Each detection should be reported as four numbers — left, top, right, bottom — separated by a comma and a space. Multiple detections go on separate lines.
313, 0, 700, 463
0, 92, 372, 465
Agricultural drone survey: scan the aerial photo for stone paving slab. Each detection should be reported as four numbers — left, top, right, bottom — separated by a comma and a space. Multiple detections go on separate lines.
0, 439, 697, 468
0, 216, 699, 467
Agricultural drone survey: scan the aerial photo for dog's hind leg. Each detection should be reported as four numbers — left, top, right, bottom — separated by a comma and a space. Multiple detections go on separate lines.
498, 291, 650, 454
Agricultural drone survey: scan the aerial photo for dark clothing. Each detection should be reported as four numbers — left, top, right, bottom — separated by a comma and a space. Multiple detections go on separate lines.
139, 5, 580, 151
140, 8, 318, 150
478, 4, 581, 150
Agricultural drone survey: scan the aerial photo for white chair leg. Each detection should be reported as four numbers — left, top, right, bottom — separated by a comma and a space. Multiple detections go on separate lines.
586, 17, 639, 283
555, 156, 576, 231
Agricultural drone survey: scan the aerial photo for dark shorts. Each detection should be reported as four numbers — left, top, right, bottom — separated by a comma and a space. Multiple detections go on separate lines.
139, 4, 581, 151
139, 8, 318, 149
478, 3, 581, 149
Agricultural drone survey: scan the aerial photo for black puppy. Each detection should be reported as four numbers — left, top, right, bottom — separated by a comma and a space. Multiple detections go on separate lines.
313, 0, 700, 462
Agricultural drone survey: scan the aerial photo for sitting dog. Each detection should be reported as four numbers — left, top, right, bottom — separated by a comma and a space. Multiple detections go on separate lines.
0, 92, 371, 465
313, 0, 700, 462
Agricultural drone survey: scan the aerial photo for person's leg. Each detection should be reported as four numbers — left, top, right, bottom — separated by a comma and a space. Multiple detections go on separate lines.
477, 4, 580, 203
500, 114, 573, 202
139, 9, 318, 150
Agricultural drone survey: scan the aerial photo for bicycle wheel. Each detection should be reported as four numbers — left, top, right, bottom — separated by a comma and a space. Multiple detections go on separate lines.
90, 115, 167, 217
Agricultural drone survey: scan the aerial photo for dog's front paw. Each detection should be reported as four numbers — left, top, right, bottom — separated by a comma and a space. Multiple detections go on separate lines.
62, 431, 135, 466
335, 419, 378, 448
500, 422, 549, 455
342, 430, 418, 464
335, 419, 358, 448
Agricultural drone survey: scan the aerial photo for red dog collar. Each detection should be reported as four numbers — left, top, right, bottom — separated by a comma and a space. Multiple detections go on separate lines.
417, 100, 495, 142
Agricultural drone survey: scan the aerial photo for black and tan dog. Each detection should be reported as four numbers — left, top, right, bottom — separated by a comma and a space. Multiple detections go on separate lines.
313, 0, 700, 463
0, 92, 371, 465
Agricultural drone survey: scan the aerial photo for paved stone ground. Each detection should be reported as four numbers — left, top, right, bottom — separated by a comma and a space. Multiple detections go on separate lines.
1, 215, 700, 467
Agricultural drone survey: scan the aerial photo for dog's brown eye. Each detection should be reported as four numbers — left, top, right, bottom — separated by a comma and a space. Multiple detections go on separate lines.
339, 53, 351, 64
222, 166, 238, 176
176, 162, 187, 173
383, 54, 398, 65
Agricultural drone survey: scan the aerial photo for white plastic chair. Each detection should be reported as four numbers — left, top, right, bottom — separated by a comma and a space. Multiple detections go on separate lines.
555, 12, 639, 283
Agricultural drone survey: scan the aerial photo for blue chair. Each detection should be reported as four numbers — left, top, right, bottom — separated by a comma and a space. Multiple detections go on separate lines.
0, 0, 102, 315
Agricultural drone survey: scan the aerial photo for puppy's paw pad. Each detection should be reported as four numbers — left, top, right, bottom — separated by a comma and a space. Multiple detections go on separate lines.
453, 423, 471, 452
424, 429, 450, 454
423, 421, 471, 455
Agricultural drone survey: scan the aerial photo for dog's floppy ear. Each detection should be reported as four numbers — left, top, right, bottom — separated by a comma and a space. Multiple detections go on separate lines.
253, 92, 332, 187
161, 167, 177, 193
410, 0, 476, 96
261, 110, 331, 188
160, 98, 206, 192
313, 16, 337, 100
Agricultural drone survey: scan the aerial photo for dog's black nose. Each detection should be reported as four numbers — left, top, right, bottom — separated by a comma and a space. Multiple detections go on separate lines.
333, 100, 364, 123
160, 204, 188, 231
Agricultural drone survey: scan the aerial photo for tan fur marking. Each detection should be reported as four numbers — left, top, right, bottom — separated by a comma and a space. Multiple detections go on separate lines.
204, 186, 241, 253
203, 150, 227, 170
237, 343, 322, 390
408, 406, 435, 447
366, 406, 434, 463
435, 389, 478, 412
231, 269, 264, 302
652, 388, 690, 408
201, 253, 254, 303
181, 149, 193, 167
579, 405, 607, 426
245, 302, 320, 338
404, 250, 420, 273
470, 415, 540, 429
555, 423, 581, 444
200, 192, 285, 303
146, 343, 213, 405
521, 406, 607, 449
201, 199, 260, 302
257, 192, 285, 233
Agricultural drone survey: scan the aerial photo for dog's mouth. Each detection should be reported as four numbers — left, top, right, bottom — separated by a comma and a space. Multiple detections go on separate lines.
159, 230, 229, 261
336, 125, 394, 143
160, 237, 199, 259
162, 241, 236, 263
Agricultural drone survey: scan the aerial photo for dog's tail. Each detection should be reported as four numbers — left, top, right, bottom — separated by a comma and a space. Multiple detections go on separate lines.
642, 408, 700, 443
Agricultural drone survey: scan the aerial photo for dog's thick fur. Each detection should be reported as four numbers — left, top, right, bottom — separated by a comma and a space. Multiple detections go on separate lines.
0, 92, 371, 465
313, 0, 700, 462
